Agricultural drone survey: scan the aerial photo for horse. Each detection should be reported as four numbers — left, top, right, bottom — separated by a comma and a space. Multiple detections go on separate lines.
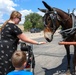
38, 1, 76, 75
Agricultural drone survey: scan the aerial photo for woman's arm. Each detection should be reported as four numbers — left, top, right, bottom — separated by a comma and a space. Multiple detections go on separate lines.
17, 33, 46, 45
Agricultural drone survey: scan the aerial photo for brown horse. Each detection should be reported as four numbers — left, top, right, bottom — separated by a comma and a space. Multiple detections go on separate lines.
38, 1, 76, 75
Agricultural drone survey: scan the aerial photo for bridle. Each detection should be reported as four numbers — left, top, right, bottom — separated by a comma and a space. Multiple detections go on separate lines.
43, 10, 60, 33
43, 9, 71, 33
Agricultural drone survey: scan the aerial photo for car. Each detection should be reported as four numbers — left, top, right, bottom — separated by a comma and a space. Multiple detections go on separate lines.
30, 28, 41, 33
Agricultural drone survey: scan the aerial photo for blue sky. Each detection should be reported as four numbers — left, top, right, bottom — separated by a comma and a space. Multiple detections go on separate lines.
0, 0, 76, 24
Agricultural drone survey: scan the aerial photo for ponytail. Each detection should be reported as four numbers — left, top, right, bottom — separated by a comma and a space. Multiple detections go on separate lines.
0, 20, 9, 32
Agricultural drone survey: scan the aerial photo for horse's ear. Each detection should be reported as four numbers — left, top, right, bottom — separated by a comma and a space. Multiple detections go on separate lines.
38, 8, 47, 13
42, 1, 53, 11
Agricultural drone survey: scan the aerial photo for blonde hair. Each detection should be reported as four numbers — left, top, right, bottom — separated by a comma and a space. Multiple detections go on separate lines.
1, 11, 22, 31
11, 50, 26, 68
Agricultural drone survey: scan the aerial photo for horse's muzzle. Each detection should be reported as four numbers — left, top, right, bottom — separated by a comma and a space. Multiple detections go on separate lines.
45, 38, 52, 42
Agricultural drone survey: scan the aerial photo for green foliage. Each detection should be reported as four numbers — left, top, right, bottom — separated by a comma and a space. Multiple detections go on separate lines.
23, 13, 44, 31
24, 21, 32, 31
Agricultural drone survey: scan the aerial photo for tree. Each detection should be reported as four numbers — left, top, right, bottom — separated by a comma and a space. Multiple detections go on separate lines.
23, 13, 44, 31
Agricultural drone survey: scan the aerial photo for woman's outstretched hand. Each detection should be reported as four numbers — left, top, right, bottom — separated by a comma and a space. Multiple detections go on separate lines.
37, 42, 46, 45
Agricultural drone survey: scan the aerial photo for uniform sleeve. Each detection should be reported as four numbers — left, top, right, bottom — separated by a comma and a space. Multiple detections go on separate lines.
12, 25, 23, 36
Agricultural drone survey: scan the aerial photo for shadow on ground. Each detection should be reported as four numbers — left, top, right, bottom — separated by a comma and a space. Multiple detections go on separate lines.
42, 54, 73, 75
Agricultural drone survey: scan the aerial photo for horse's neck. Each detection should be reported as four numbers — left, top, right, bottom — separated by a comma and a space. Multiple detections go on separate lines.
56, 8, 69, 19
56, 8, 72, 29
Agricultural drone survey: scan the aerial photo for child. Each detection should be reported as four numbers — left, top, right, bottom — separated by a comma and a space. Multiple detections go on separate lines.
7, 50, 33, 75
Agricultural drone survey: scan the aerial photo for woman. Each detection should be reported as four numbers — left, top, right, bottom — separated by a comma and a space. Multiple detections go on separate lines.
0, 11, 46, 75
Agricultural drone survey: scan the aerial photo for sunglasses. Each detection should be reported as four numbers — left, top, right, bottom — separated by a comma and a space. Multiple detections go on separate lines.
17, 17, 21, 20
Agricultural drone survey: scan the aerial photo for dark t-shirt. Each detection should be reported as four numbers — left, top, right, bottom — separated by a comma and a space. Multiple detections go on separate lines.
1, 23, 22, 49
0, 23, 23, 75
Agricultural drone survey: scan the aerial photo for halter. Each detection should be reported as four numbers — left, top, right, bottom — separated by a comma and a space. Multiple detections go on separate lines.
43, 9, 60, 32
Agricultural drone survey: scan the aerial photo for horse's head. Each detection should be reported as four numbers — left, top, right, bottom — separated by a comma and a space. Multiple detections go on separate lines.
38, 1, 61, 42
